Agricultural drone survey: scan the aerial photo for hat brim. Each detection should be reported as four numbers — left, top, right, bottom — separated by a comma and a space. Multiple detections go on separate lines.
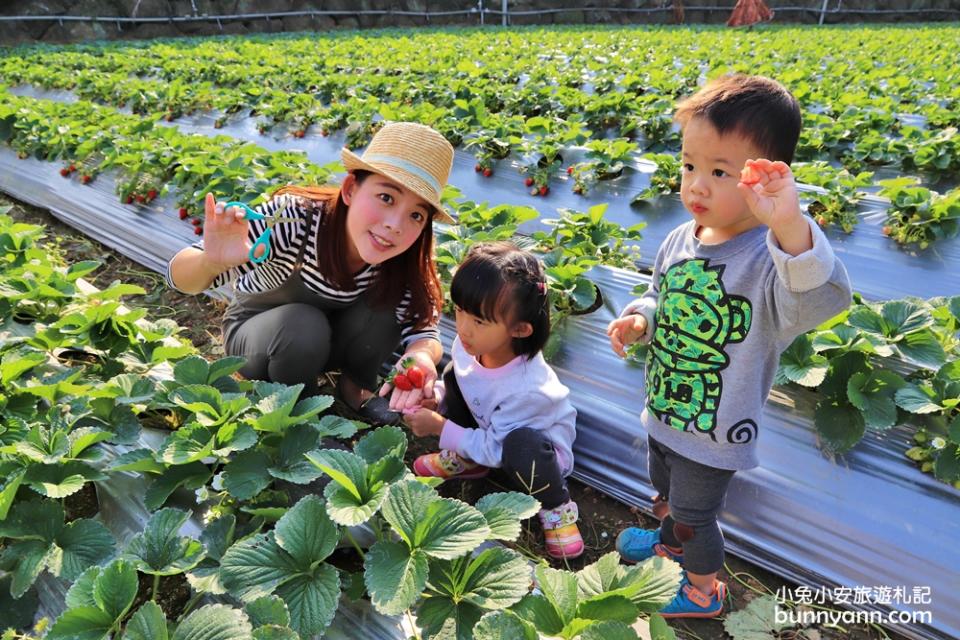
342, 149, 455, 224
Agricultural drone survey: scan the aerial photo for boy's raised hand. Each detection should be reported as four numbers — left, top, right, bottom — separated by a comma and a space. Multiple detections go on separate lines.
737, 159, 803, 231
200, 193, 263, 270
607, 314, 647, 358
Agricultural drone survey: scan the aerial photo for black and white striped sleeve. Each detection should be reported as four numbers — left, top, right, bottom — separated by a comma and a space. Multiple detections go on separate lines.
396, 290, 441, 348
165, 195, 303, 292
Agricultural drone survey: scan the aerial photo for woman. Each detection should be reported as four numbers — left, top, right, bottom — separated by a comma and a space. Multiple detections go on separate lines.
167, 122, 454, 424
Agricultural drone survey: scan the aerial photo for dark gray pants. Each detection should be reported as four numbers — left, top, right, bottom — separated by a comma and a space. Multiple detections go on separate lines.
224, 298, 401, 397
648, 435, 735, 574
440, 362, 570, 509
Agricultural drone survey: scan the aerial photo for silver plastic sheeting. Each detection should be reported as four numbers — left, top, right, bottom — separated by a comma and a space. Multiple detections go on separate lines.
7, 84, 960, 302
1, 139, 958, 640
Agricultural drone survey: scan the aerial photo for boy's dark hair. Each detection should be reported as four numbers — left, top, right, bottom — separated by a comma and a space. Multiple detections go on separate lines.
451, 241, 550, 360
674, 74, 802, 164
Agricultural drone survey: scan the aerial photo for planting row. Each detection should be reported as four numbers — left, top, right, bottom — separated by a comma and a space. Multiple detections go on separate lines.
0, 208, 693, 639
1, 84, 959, 484
2, 27, 960, 194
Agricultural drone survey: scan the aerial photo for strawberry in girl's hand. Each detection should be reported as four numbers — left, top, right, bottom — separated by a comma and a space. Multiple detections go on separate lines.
739, 162, 762, 186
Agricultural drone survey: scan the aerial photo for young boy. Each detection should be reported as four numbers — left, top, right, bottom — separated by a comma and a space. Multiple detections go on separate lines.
607, 74, 852, 618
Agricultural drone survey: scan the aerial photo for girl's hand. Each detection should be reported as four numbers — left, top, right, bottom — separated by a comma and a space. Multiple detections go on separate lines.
200, 193, 262, 270
378, 350, 438, 411
403, 407, 445, 438
607, 314, 647, 358
737, 159, 803, 231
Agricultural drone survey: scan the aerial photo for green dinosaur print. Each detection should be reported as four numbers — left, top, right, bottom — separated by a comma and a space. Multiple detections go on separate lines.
647, 258, 752, 435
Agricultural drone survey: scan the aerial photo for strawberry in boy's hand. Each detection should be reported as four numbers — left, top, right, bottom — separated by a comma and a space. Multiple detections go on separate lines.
736, 158, 802, 232
739, 162, 762, 186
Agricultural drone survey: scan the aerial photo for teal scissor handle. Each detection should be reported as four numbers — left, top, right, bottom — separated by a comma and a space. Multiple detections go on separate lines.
224, 201, 273, 264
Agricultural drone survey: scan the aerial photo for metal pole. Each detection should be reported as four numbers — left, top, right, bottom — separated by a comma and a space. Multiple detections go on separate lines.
502, 0, 508, 26
479, 0, 484, 25
819, 0, 829, 24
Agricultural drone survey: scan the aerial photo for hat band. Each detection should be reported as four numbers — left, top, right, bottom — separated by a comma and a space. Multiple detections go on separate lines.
362, 154, 442, 195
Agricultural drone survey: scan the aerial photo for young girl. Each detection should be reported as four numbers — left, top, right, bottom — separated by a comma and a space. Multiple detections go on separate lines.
166, 122, 453, 423
402, 241, 583, 559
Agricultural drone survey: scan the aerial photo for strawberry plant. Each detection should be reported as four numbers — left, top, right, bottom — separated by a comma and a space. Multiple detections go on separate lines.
0, 498, 114, 599
792, 162, 873, 233
534, 204, 645, 270
878, 178, 960, 248
569, 138, 637, 195
476, 553, 682, 640
632, 153, 681, 204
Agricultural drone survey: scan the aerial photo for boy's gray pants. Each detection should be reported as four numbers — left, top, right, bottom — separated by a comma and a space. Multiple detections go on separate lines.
648, 435, 736, 574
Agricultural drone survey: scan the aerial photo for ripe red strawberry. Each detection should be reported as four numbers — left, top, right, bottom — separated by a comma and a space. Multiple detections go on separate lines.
125, 195, 134, 204
68, 164, 76, 172
321, 129, 329, 137
405, 366, 425, 389
740, 164, 762, 186
524, 177, 534, 187
81, 175, 92, 184
178, 207, 189, 219
567, 166, 574, 175
60, 168, 70, 177
293, 129, 305, 138
483, 168, 492, 177
135, 194, 145, 203
393, 373, 412, 391
539, 186, 549, 196
194, 226, 203, 236
475, 164, 482, 172
191, 217, 202, 226
147, 189, 158, 200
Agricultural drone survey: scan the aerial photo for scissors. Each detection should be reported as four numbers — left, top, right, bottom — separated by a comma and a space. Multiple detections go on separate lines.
224, 201, 299, 264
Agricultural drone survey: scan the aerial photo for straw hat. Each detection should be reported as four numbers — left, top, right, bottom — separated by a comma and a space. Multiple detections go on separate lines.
341, 122, 455, 224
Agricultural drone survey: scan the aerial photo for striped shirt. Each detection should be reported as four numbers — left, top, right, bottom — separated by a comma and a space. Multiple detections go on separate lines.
166, 194, 440, 348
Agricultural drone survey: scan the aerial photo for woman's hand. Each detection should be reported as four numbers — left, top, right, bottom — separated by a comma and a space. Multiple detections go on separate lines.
200, 193, 262, 270
379, 349, 438, 412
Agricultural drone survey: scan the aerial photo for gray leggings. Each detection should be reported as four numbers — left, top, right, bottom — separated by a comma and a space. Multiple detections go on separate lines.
224, 298, 401, 397
648, 436, 735, 575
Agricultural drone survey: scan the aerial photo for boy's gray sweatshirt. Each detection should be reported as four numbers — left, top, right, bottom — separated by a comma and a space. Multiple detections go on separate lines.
622, 217, 851, 470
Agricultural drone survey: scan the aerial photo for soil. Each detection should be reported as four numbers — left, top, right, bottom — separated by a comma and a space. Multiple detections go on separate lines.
2, 193, 906, 640
63, 482, 100, 521
131, 571, 192, 621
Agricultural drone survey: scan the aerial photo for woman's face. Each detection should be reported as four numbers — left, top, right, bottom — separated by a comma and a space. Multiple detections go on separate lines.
342, 173, 431, 269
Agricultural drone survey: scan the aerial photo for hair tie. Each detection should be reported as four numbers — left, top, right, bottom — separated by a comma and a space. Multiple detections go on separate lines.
536, 281, 547, 295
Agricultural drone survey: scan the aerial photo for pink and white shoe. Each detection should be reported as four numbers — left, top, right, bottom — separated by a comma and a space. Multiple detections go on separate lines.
413, 449, 490, 480
538, 500, 585, 559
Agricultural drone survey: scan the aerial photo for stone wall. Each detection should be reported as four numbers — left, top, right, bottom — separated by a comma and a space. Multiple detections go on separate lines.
1, 0, 957, 44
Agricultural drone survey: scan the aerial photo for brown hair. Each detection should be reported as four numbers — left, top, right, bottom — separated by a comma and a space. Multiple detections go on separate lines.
673, 74, 802, 164
273, 172, 442, 330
